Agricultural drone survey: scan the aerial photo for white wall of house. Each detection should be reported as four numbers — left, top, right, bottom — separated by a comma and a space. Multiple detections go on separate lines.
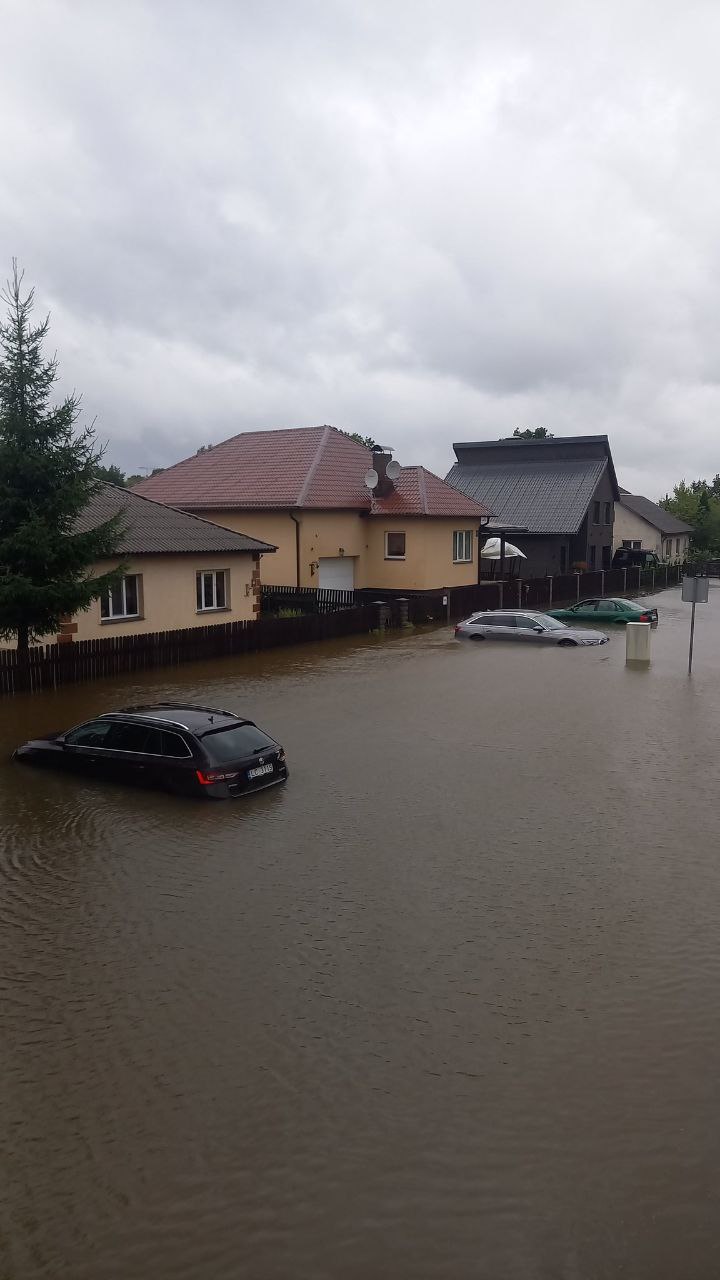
613, 506, 690, 562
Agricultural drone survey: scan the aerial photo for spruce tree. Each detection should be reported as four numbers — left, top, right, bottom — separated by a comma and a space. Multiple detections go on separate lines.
0, 262, 123, 654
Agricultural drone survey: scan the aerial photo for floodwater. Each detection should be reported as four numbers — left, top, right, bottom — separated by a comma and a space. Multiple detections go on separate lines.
2, 585, 720, 1280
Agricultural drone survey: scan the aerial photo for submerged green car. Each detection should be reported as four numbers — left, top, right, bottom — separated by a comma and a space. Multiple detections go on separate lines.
548, 597, 658, 625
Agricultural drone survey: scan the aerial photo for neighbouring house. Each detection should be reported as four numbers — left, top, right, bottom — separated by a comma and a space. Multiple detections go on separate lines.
445, 434, 620, 577
54, 484, 276, 644
132, 425, 491, 591
614, 491, 693, 563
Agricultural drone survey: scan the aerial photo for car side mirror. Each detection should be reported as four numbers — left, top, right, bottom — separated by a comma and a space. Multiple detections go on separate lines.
533, 625, 544, 632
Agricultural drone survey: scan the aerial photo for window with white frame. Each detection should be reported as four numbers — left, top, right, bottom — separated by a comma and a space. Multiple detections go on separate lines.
196, 569, 229, 611
101, 574, 141, 621
453, 530, 473, 563
384, 531, 406, 560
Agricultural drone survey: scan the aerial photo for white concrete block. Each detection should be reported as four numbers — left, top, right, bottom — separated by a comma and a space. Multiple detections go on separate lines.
626, 621, 651, 665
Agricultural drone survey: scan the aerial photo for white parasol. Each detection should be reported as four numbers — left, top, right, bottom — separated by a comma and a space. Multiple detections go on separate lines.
480, 537, 527, 560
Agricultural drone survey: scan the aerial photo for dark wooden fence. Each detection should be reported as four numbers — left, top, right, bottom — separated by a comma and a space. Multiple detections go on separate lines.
369, 562, 685, 624
0, 605, 377, 697
261, 585, 357, 615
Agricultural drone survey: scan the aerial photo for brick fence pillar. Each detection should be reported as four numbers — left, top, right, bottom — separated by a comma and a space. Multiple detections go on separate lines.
251, 556, 262, 616
56, 616, 78, 644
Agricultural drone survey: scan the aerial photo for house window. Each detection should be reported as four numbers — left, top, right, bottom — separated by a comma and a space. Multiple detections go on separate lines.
593, 501, 600, 524
452, 530, 473, 563
384, 531, 406, 560
589, 544, 597, 569
101, 574, 141, 621
196, 570, 229, 611
604, 502, 611, 524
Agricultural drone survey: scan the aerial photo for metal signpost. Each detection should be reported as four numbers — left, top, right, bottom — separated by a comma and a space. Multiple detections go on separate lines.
682, 575, 709, 674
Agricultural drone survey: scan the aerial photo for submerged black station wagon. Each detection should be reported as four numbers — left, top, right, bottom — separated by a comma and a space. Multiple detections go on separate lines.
14, 703, 288, 800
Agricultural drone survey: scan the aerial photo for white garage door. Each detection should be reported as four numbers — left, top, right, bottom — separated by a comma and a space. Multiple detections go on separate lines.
318, 557, 355, 590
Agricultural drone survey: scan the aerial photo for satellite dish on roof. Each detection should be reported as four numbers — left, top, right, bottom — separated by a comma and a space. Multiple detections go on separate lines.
364, 468, 379, 490
386, 459, 401, 480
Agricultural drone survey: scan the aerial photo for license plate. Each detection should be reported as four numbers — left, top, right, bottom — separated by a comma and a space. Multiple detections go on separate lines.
247, 763, 274, 779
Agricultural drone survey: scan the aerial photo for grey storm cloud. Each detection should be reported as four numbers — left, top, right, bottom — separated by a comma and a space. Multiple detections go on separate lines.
2, 0, 720, 496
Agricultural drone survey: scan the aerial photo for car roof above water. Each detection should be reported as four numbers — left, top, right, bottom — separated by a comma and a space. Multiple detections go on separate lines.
470, 609, 549, 618
102, 703, 247, 733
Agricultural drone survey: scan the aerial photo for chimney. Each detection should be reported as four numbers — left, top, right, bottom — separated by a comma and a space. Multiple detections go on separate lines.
372, 445, 395, 497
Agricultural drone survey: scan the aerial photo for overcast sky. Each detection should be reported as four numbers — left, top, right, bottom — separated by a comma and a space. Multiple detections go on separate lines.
2, 0, 720, 497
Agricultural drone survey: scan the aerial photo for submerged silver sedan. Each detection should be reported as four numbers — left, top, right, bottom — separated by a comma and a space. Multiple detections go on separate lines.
454, 609, 609, 646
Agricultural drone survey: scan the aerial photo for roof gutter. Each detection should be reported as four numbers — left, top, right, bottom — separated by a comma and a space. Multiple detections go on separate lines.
289, 513, 301, 587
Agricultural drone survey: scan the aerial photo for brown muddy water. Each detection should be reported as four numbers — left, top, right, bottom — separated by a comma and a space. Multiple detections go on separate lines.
2, 585, 720, 1280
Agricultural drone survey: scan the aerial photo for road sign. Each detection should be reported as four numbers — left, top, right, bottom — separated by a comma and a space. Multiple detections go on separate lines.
682, 577, 709, 603
682, 575, 709, 673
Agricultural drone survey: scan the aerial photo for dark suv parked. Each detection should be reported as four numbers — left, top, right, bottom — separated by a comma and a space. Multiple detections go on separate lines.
13, 703, 288, 799
611, 547, 661, 569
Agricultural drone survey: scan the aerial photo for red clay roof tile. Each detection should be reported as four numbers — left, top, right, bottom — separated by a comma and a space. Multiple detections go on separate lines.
133, 425, 491, 519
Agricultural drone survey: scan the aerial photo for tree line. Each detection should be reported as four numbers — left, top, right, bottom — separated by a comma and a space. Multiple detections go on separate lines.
662, 478, 720, 557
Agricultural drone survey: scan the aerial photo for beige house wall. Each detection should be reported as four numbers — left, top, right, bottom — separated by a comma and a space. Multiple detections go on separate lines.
613, 507, 690, 562
300, 511, 369, 587
193, 508, 482, 589
364, 518, 479, 590
71, 552, 258, 641
199, 511, 297, 585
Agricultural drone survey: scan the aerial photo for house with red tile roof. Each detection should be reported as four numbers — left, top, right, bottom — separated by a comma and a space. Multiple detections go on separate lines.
133, 426, 491, 590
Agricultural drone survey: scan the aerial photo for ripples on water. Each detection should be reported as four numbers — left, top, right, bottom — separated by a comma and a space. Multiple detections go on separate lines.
3, 591, 720, 1278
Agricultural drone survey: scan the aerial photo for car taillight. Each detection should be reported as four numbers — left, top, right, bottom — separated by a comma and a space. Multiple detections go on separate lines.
639, 613, 650, 622
196, 770, 240, 785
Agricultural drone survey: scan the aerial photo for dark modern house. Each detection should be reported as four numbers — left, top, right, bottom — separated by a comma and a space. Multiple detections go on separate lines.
445, 435, 620, 578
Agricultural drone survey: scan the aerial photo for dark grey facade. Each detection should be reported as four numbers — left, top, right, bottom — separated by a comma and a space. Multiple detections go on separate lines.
445, 435, 620, 578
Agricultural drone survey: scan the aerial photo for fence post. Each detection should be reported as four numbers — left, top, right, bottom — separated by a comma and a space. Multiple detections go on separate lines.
548, 577, 553, 607
623, 568, 627, 594
576, 574, 581, 602
637, 566, 642, 594
498, 581, 504, 609
517, 579, 522, 607
601, 570, 605, 596
651, 569, 655, 593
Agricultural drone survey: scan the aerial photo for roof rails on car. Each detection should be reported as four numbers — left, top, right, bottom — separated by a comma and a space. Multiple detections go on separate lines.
120, 702, 240, 719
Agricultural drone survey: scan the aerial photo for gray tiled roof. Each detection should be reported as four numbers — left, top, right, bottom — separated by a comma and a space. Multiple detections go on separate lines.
445, 458, 607, 534
619, 494, 694, 536
75, 484, 276, 555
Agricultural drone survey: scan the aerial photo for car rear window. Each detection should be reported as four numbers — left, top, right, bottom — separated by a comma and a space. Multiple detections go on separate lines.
201, 723, 276, 763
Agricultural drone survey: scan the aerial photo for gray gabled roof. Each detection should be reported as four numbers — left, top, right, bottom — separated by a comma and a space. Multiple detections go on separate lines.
619, 494, 694, 536
445, 458, 607, 535
75, 484, 276, 555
